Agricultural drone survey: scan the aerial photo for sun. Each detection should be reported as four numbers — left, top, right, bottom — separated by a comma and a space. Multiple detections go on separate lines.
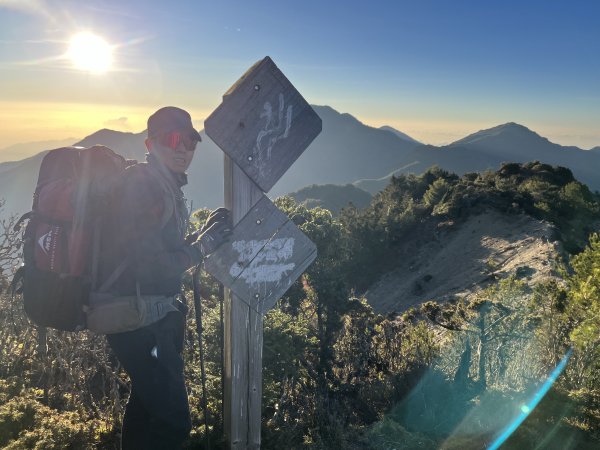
67, 32, 113, 73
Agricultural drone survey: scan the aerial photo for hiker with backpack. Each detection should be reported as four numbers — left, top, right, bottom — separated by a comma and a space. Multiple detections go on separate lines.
97, 106, 231, 449
12, 105, 230, 448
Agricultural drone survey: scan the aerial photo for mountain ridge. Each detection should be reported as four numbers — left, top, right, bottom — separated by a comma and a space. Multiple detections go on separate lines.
356, 121, 600, 194
1, 106, 599, 221
0, 105, 419, 217
379, 125, 421, 144
366, 210, 561, 313
450, 122, 548, 146
0, 138, 77, 163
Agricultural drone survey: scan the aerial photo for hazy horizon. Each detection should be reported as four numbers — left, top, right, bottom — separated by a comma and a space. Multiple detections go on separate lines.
1, 107, 599, 155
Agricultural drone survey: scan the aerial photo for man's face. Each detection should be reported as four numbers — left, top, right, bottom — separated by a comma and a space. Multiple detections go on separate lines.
150, 131, 198, 173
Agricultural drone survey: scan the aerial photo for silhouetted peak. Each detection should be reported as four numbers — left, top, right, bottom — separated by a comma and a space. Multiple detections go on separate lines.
450, 122, 547, 147
379, 126, 421, 144
74, 129, 145, 147
78, 128, 140, 141
311, 104, 336, 114
496, 122, 528, 130
311, 104, 365, 127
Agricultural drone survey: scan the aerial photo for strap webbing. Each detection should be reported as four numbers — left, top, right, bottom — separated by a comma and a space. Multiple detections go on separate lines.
92, 216, 131, 293
97, 258, 131, 293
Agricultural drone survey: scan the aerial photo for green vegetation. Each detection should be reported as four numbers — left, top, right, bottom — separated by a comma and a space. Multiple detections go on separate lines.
288, 183, 372, 215
0, 162, 599, 448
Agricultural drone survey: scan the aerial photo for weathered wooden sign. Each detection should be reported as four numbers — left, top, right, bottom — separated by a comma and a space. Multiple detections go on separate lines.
204, 56, 321, 449
204, 195, 317, 314
204, 56, 322, 193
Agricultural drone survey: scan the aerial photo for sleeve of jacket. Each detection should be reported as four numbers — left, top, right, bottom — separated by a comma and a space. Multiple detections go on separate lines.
117, 167, 203, 284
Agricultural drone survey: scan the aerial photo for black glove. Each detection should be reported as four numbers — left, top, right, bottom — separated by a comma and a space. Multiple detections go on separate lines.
185, 208, 231, 244
192, 208, 232, 257
201, 207, 230, 233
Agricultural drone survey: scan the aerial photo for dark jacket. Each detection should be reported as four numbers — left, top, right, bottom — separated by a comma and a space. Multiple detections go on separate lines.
98, 154, 200, 297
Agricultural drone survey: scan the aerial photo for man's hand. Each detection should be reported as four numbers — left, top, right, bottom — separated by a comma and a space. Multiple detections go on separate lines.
191, 208, 232, 257
200, 207, 230, 234
186, 207, 231, 244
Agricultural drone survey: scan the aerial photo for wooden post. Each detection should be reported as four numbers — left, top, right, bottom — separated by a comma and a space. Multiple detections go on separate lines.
224, 155, 263, 449
206, 57, 321, 450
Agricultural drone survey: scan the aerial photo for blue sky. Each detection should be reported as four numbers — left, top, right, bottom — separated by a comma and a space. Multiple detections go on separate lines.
0, 0, 599, 149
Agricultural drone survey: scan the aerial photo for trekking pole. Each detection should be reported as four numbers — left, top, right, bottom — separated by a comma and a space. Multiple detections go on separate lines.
219, 282, 225, 433
192, 265, 210, 449
37, 326, 49, 404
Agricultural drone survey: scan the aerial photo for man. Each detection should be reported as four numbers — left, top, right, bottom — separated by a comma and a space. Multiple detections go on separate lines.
101, 106, 231, 449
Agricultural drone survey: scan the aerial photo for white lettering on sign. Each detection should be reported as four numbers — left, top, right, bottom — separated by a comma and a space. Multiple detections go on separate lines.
253, 93, 293, 174
229, 237, 296, 287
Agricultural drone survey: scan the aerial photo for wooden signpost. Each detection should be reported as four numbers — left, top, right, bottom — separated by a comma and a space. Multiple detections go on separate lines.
204, 56, 322, 449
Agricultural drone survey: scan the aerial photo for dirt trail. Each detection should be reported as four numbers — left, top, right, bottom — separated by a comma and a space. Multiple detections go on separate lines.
365, 211, 562, 313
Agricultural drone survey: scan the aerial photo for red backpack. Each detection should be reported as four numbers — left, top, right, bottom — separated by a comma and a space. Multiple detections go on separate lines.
11, 145, 134, 331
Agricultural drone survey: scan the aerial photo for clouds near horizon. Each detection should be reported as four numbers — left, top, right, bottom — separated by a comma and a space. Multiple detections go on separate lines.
103, 116, 130, 130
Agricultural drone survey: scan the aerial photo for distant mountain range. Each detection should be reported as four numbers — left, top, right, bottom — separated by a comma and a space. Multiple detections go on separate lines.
355, 122, 600, 194
0, 105, 598, 220
0, 105, 419, 217
0, 138, 77, 163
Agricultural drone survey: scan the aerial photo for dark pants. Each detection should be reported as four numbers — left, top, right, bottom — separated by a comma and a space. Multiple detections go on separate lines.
107, 311, 192, 450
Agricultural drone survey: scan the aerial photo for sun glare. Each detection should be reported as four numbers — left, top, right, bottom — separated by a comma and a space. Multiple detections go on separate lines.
67, 32, 113, 73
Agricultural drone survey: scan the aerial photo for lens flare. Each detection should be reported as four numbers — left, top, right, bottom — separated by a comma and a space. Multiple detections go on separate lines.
488, 348, 573, 450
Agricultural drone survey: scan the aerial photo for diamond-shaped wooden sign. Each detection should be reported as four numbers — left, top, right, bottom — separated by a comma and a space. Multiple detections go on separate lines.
204, 195, 317, 314
204, 56, 322, 193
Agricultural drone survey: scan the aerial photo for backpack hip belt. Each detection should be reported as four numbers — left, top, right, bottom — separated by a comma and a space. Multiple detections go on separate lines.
86, 283, 179, 335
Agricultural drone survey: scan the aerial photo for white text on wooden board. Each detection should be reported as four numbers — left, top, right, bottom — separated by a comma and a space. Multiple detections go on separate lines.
204, 195, 317, 314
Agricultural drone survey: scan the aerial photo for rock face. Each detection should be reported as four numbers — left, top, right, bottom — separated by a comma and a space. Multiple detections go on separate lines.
365, 211, 562, 313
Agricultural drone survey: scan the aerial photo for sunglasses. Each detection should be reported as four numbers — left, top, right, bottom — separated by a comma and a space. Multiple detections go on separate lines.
157, 131, 200, 152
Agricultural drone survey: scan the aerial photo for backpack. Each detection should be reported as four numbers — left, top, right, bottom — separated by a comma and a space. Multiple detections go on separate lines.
11, 145, 134, 331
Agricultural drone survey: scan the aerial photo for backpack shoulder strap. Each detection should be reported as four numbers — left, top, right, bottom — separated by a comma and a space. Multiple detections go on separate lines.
91, 162, 175, 293
159, 187, 175, 229
129, 162, 176, 230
